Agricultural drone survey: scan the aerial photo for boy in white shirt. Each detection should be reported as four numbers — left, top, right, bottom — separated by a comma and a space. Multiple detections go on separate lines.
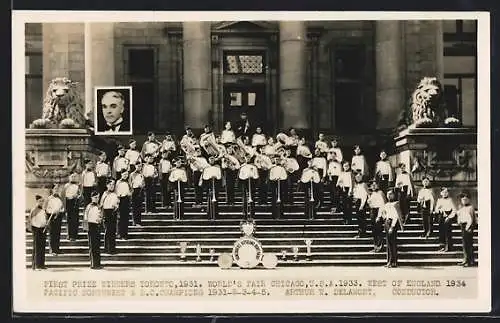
116, 171, 132, 240
83, 191, 103, 269
45, 185, 65, 255
142, 154, 158, 213
336, 161, 354, 224
433, 187, 457, 252
327, 151, 342, 211
352, 172, 369, 238
374, 150, 393, 193
394, 163, 414, 223
81, 159, 97, 207
29, 195, 47, 270
453, 192, 476, 267
100, 179, 120, 254
112, 145, 130, 179
367, 181, 386, 252
417, 177, 436, 238
377, 189, 404, 268
125, 139, 141, 172
95, 151, 111, 195
63, 173, 81, 241
158, 150, 173, 208
351, 145, 369, 179
129, 163, 145, 226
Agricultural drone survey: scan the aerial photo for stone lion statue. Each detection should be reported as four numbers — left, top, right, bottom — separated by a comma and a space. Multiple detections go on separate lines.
38, 77, 86, 128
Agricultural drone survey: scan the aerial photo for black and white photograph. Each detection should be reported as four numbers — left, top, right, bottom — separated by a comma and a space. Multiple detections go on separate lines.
14, 11, 490, 314
94, 86, 133, 135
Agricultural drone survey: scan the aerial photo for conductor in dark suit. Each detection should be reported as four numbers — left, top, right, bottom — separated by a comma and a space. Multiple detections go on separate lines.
235, 111, 252, 138
96, 88, 131, 134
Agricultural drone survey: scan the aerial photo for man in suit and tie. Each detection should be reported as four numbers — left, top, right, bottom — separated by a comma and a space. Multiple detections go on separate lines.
235, 111, 252, 139
96, 89, 131, 133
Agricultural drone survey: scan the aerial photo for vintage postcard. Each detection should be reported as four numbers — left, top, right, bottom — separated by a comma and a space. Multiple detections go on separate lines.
13, 11, 491, 313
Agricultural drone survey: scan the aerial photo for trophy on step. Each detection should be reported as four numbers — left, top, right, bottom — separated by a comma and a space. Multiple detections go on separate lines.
292, 246, 299, 261
196, 244, 202, 262
304, 239, 313, 261
179, 241, 188, 261
209, 249, 215, 262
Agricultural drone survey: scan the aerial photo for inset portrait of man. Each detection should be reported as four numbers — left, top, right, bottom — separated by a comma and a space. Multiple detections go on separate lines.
94, 86, 133, 135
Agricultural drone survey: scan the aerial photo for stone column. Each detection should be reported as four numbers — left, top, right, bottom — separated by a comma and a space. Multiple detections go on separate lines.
183, 22, 211, 129
375, 21, 405, 130
279, 21, 308, 129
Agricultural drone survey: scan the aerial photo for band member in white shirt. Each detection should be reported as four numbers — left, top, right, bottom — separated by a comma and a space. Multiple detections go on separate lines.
141, 131, 161, 162
417, 177, 436, 238
199, 124, 217, 159
367, 180, 387, 252
45, 185, 65, 255
300, 161, 321, 220
221, 146, 241, 205
254, 147, 273, 205
81, 159, 97, 207
201, 157, 222, 220
433, 187, 457, 252
62, 173, 81, 241
238, 156, 259, 220
337, 161, 354, 224
116, 171, 132, 240
352, 172, 369, 238
29, 195, 47, 270
394, 163, 414, 223
374, 150, 394, 193
220, 121, 236, 146
125, 139, 141, 172
296, 137, 313, 171
112, 145, 130, 179
327, 151, 342, 210
188, 149, 209, 207
269, 156, 287, 219
287, 128, 300, 157
142, 154, 158, 213
169, 158, 188, 220
160, 133, 177, 158
327, 137, 343, 164
100, 179, 120, 254
453, 192, 476, 267
180, 126, 200, 156
377, 189, 404, 268
83, 191, 103, 269
263, 137, 278, 157
251, 126, 267, 150
129, 162, 145, 226
314, 132, 329, 157
282, 149, 300, 205
351, 145, 369, 179
158, 150, 173, 208
95, 151, 111, 195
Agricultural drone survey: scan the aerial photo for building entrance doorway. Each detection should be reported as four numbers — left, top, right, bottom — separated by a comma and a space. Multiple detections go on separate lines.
223, 83, 267, 134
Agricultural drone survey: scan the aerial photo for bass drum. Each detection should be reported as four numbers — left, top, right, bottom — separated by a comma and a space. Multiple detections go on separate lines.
232, 237, 263, 269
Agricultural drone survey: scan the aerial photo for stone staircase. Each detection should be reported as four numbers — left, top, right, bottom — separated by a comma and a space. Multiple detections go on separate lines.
25, 185, 478, 268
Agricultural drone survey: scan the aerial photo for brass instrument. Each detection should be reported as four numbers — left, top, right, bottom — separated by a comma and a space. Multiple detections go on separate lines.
222, 154, 240, 171
180, 136, 199, 159
236, 137, 256, 160
254, 153, 273, 170
200, 132, 220, 158
212, 178, 216, 202
276, 133, 298, 146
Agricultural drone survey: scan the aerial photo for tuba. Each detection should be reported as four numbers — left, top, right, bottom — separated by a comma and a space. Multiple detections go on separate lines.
200, 132, 225, 158
276, 133, 298, 146
254, 152, 273, 170
180, 136, 199, 159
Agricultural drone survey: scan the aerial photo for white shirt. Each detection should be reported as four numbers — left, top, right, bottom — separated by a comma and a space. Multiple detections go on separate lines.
95, 161, 110, 177
45, 195, 64, 214
395, 172, 413, 196
434, 197, 457, 214
82, 170, 96, 187
125, 149, 141, 165
190, 157, 209, 172
297, 145, 312, 158
263, 145, 276, 156
161, 140, 176, 153
159, 159, 172, 174
337, 171, 353, 189
328, 147, 343, 163
130, 172, 145, 188
368, 190, 386, 209
352, 183, 369, 208
315, 140, 329, 153
238, 164, 259, 180
169, 168, 188, 183
251, 134, 267, 147
30, 207, 47, 228
84, 204, 102, 224
113, 156, 129, 172
64, 183, 79, 199
142, 163, 157, 178
284, 158, 299, 173
375, 160, 393, 181
221, 155, 240, 170
379, 201, 403, 230
220, 130, 236, 144
312, 157, 327, 176
202, 166, 222, 180
269, 165, 288, 181
100, 191, 119, 210
417, 188, 435, 204
351, 155, 368, 176
115, 180, 131, 197
142, 141, 160, 156
300, 168, 321, 183
457, 205, 475, 226
327, 161, 342, 177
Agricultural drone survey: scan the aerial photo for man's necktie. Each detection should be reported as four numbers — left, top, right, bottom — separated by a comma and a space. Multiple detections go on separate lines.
105, 123, 121, 131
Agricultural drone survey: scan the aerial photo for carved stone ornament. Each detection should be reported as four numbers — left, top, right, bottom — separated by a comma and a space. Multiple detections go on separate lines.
25, 148, 92, 179
410, 146, 476, 180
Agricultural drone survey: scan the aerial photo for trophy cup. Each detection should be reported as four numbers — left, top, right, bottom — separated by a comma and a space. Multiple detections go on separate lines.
196, 244, 202, 262
209, 249, 215, 262
305, 239, 313, 261
281, 250, 287, 261
292, 246, 299, 261
179, 242, 188, 261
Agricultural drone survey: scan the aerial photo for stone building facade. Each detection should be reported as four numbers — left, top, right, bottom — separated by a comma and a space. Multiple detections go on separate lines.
25, 20, 477, 138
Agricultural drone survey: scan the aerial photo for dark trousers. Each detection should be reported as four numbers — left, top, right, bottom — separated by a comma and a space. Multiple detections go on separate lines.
257, 170, 268, 205
207, 184, 218, 220
132, 188, 143, 225
160, 174, 171, 207
241, 179, 256, 219
144, 177, 156, 212
385, 222, 398, 266
66, 198, 79, 240
270, 181, 284, 219
103, 209, 117, 254
420, 204, 433, 236
397, 186, 410, 222
193, 171, 203, 205
370, 208, 384, 250
224, 169, 237, 205
438, 212, 453, 250
118, 196, 130, 239
31, 226, 46, 269
353, 199, 366, 235
88, 222, 101, 268
82, 186, 94, 207
329, 176, 339, 208
48, 213, 62, 254
460, 223, 475, 265
339, 187, 352, 223
97, 176, 107, 196
378, 174, 390, 193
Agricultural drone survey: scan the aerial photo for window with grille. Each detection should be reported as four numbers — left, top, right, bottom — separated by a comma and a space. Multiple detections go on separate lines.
25, 23, 43, 127
223, 52, 265, 75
